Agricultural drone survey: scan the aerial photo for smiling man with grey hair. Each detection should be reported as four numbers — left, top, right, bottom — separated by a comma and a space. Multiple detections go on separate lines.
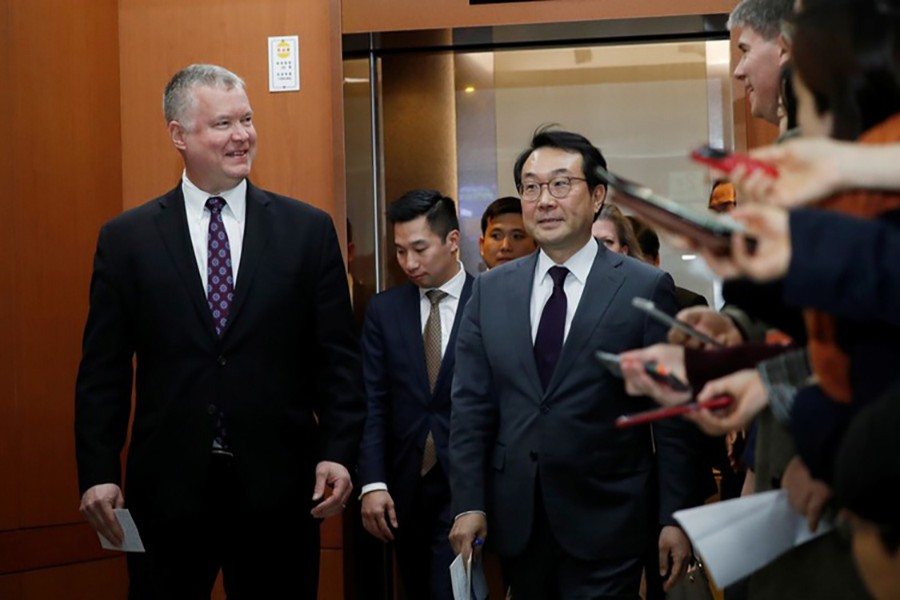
728, 0, 794, 124
75, 63, 365, 598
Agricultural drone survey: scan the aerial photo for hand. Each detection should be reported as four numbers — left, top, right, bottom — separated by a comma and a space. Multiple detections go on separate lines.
449, 513, 487, 563
620, 344, 691, 407
687, 369, 769, 435
658, 525, 692, 592
694, 204, 791, 283
782, 456, 832, 533
737, 139, 846, 208
360, 490, 398, 542
310, 461, 353, 519
668, 306, 744, 349
80, 483, 125, 546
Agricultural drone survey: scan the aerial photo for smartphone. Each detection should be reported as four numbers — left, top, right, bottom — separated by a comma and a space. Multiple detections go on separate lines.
595, 165, 757, 256
643, 361, 692, 392
615, 395, 734, 428
631, 297, 725, 349
594, 351, 692, 392
594, 350, 624, 377
690, 145, 778, 178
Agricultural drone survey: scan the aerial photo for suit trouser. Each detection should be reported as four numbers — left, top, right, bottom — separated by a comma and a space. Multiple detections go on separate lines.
502, 477, 643, 600
127, 454, 321, 600
393, 464, 455, 600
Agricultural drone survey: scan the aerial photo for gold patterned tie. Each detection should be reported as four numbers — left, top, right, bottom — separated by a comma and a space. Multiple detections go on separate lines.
421, 289, 447, 475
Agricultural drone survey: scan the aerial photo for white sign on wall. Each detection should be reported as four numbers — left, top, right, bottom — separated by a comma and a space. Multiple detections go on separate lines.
268, 35, 300, 92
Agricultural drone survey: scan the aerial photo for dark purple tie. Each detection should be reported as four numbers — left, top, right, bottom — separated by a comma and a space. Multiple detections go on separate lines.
206, 196, 234, 336
206, 196, 233, 454
534, 266, 569, 390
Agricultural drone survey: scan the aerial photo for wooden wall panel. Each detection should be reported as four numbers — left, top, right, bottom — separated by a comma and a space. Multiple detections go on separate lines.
0, 557, 127, 600
118, 0, 347, 235
2, 0, 122, 534
0, 0, 17, 536
344, 0, 737, 34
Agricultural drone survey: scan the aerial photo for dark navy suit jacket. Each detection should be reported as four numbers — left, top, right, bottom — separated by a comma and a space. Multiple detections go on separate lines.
358, 274, 474, 520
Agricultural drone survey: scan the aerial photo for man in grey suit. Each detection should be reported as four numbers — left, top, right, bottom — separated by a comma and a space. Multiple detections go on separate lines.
449, 128, 700, 599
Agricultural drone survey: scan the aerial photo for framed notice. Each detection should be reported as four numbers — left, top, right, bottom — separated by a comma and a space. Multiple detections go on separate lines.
268, 36, 300, 92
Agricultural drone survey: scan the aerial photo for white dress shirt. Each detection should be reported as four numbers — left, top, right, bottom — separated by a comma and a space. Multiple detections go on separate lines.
182, 173, 247, 292
418, 262, 467, 354
530, 238, 598, 343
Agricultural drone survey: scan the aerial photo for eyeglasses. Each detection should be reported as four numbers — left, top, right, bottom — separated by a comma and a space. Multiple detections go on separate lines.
518, 176, 587, 202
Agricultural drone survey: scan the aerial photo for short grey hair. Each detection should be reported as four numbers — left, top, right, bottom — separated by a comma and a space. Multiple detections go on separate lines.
727, 0, 795, 40
163, 64, 246, 126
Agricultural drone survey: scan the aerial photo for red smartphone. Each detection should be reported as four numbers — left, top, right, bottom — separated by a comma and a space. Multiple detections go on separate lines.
691, 145, 778, 178
615, 395, 734, 428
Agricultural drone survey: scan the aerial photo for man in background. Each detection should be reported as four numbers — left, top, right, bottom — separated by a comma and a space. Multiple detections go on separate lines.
358, 190, 473, 600
479, 196, 537, 270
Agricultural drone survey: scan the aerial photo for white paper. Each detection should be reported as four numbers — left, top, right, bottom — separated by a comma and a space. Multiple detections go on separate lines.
97, 508, 146, 552
450, 552, 488, 600
674, 489, 831, 588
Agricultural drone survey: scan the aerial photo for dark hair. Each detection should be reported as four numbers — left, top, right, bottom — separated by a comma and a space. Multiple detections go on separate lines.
780, 63, 799, 131
626, 215, 661, 262
387, 189, 459, 241
594, 204, 645, 261
791, 0, 900, 140
835, 386, 900, 553
513, 125, 608, 192
480, 196, 523, 235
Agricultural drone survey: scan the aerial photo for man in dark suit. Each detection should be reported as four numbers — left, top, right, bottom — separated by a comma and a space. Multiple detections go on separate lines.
75, 64, 364, 598
358, 190, 473, 600
449, 128, 699, 599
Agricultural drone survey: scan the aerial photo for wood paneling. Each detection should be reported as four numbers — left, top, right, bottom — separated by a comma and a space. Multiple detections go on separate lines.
343, 0, 737, 34
0, 557, 127, 600
0, 523, 119, 575
1, 0, 122, 535
0, 0, 17, 536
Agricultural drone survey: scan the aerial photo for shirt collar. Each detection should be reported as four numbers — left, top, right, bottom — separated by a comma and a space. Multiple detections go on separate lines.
181, 171, 247, 224
536, 238, 598, 286
419, 261, 466, 300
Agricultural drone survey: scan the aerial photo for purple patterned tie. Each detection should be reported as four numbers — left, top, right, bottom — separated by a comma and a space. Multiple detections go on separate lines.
206, 196, 234, 336
534, 266, 569, 390
206, 196, 233, 454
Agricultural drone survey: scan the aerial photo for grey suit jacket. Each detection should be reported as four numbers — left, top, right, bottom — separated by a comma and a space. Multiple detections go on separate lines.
450, 241, 702, 560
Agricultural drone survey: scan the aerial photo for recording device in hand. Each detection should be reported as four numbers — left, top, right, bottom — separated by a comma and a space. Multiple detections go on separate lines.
595, 166, 757, 256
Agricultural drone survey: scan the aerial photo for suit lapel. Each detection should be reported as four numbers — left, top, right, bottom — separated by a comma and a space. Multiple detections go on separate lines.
432, 273, 474, 396
511, 254, 545, 401
154, 185, 218, 338
220, 181, 272, 338
397, 283, 431, 396
546, 244, 624, 396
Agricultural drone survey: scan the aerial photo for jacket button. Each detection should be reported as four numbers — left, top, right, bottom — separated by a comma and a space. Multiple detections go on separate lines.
217, 355, 226, 366
208, 404, 217, 415
539, 403, 550, 415
529, 451, 538, 461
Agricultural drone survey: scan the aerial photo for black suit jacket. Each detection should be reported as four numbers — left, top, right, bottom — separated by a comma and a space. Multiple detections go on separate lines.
450, 242, 702, 560
75, 182, 365, 523
358, 275, 473, 520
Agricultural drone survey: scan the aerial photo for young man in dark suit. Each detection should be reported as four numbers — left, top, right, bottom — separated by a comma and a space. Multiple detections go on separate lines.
358, 190, 473, 600
449, 128, 700, 600
75, 63, 364, 598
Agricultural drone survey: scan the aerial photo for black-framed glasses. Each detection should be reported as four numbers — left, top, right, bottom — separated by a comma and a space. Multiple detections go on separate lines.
518, 176, 587, 202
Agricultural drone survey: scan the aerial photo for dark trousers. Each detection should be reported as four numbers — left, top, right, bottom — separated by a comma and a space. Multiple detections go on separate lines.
127, 454, 321, 600
393, 464, 455, 600
503, 479, 643, 600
